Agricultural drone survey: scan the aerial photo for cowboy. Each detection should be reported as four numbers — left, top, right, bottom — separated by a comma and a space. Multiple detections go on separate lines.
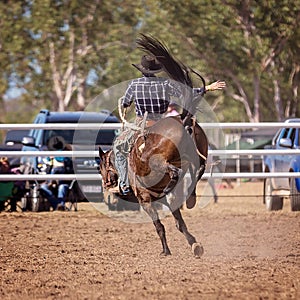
113, 55, 226, 195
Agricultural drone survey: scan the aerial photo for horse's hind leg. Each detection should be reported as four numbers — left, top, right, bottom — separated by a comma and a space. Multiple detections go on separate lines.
186, 161, 206, 209
141, 201, 171, 256
171, 207, 204, 258
186, 188, 197, 209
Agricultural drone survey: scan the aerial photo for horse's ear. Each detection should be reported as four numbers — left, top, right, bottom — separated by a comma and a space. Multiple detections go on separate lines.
98, 147, 105, 160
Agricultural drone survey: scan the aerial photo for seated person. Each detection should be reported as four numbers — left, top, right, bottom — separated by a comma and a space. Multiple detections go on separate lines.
39, 136, 73, 211
0, 157, 12, 175
0, 157, 25, 212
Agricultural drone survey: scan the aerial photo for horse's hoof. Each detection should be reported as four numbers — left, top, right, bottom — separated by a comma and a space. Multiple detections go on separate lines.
192, 243, 204, 258
186, 195, 196, 209
160, 251, 171, 256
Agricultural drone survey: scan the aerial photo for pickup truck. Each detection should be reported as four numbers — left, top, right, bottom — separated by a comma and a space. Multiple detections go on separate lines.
263, 119, 300, 211
21, 109, 120, 207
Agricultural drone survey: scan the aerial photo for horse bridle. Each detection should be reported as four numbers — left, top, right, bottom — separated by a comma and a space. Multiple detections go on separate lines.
102, 150, 118, 189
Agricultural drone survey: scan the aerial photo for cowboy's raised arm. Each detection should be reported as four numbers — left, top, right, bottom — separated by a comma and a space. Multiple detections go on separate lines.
205, 80, 226, 92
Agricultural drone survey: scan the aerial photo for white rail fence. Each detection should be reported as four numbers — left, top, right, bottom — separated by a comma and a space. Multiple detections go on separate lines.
0, 122, 299, 181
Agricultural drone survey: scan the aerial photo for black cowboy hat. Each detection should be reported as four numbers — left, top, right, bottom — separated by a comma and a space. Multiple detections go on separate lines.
47, 135, 66, 151
132, 55, 163, 74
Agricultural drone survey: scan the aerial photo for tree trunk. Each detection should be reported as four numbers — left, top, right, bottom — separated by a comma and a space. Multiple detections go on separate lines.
75, 73, 86, 110
77, 84, 85, 110
273, 78, 284, 121
290, 64, 299, 117
253, 74, 260, 122
49, 41, 64, 112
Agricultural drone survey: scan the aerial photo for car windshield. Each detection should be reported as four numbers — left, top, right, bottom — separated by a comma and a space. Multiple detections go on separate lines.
43, 129, 117, 146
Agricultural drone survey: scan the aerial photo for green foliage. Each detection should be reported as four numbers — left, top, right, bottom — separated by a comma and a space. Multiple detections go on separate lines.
0, 0, 299, 123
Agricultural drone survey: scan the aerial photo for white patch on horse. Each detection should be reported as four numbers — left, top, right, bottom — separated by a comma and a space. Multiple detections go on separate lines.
138, 142, 145, 153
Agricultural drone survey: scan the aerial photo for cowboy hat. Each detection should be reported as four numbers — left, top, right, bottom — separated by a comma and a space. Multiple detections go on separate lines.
132, 55, 162, 74
47, 135, 66, 151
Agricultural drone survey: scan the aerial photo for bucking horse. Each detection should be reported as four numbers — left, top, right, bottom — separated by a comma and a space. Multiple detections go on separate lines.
98, 34, 209, 257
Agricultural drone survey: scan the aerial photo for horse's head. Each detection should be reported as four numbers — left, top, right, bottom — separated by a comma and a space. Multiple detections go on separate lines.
98, 147, 119, 190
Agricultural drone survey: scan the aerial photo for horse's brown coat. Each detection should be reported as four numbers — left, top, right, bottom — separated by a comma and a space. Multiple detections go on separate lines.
98, 116, 208, 256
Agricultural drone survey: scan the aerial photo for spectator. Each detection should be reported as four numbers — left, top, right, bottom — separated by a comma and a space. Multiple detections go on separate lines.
39, 136, 73, 211
0, 157, 25, 211
0, 157, 12, 174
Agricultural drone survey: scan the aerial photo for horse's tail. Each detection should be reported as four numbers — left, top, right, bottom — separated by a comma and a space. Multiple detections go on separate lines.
136, 34, 195, 120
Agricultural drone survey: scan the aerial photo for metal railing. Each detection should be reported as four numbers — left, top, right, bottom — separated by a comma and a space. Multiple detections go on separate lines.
0, 122, 299, 181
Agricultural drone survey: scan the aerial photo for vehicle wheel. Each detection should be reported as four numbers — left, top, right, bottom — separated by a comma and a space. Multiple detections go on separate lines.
264, 178, 283, 211
290, 179, 300, 211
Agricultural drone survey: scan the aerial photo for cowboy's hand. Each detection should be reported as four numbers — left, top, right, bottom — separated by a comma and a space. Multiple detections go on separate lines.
206, 80, 226, 91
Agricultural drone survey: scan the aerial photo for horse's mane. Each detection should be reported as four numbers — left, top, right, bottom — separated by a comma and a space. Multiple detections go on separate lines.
136, 34, 206, 121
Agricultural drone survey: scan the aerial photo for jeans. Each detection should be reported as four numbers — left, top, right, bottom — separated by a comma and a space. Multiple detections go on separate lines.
114, 151, 129, 188
113, 128, 135, 188
40, 182, 69, 210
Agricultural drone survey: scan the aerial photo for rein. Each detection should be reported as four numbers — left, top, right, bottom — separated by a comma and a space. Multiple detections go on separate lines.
118, 97, 140, 131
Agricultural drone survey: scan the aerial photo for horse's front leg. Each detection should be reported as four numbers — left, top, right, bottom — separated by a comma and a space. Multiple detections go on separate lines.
141, 200, 171, 256
171, 206, 204, 258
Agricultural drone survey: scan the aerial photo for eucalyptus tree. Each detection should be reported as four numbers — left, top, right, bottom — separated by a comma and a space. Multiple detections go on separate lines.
150, 0, 300, 121
27, 0, 145, 111
0, 0, 30, 120
2, 0, 299, 120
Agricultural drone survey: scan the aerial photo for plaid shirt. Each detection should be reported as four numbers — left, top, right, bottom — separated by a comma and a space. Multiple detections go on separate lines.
122, 76, 204, 116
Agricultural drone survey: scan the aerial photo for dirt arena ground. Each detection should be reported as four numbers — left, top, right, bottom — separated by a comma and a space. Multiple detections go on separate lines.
0, 181, 299, 299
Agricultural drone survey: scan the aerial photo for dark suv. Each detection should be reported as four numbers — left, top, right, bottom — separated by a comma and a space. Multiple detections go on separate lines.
21, 109, 120, 204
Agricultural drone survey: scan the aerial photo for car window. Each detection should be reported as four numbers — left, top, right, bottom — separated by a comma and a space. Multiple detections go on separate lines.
272, 129, 281, 145
289, 128, 296, 144
43, 130, 74, 146
281, 128, 289, 139
43, 129, 117, 146
296, 129, 300, 147
75, 129, 117, 145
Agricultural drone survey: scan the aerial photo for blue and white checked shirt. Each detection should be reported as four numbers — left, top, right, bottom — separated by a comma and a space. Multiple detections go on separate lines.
122, 76, 204, 116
